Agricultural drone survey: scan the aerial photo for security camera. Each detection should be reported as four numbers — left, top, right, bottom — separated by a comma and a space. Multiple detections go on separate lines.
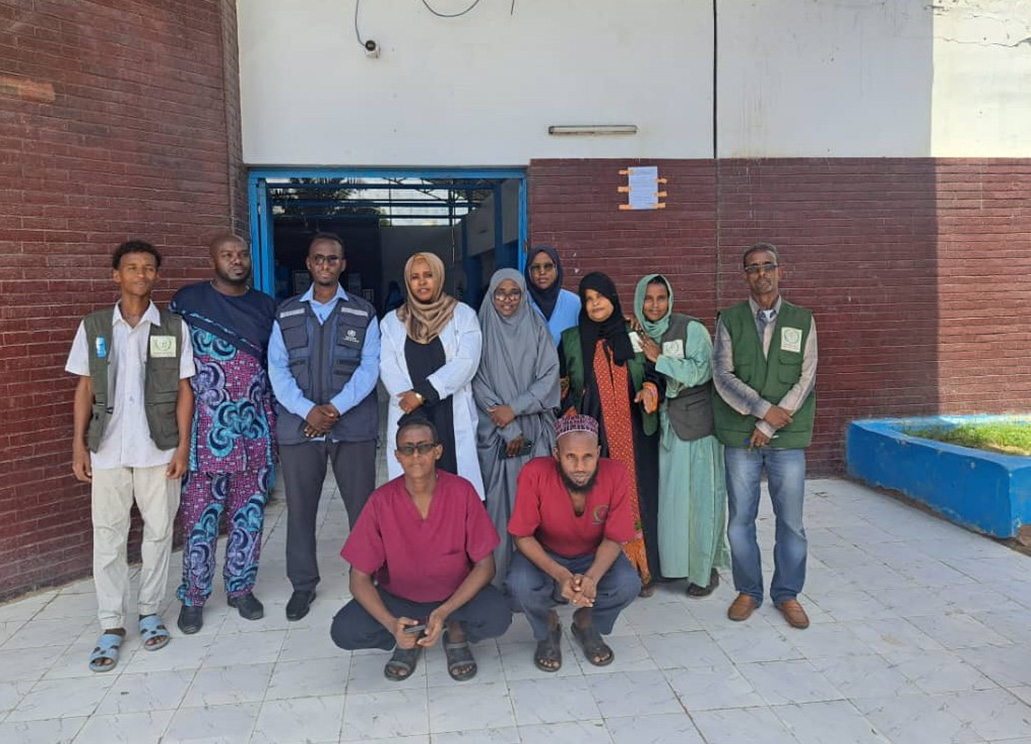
364, 39, 380, 58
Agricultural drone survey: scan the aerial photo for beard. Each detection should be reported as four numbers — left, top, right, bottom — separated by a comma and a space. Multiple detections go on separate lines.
558, 464, 599, 495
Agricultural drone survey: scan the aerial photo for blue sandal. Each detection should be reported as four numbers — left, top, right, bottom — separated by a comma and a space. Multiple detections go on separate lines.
139, 614, 171, 651
88, 632, 124, 672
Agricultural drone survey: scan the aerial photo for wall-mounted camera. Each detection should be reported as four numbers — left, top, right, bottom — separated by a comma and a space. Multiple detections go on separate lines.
364, 39, 380, 58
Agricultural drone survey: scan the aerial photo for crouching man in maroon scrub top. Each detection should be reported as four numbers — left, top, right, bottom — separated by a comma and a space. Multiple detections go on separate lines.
331, 417, 512, 682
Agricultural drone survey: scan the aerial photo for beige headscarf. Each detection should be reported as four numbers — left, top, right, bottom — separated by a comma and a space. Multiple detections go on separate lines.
396, 252, 458, 344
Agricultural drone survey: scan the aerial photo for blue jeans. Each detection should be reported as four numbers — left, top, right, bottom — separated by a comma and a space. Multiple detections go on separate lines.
724, 446, 807, 605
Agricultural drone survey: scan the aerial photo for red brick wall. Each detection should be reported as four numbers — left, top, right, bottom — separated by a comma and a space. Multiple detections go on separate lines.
529, 158, 1031, 475
0, 0, 243, 599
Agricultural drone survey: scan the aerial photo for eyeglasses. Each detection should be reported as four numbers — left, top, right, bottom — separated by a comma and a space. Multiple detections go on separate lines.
493, 289, 522, 302
311, 254, 342, 266
744, 262, 778, 275
529, 262, 555, 274
397, 442, 439, 456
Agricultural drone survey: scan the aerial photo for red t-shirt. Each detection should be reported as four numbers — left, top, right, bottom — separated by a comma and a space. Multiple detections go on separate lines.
341, 471, 500, 603
508, 457, 635, 558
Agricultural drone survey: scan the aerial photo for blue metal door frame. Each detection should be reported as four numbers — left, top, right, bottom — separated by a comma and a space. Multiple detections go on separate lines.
246, 167, 529, 297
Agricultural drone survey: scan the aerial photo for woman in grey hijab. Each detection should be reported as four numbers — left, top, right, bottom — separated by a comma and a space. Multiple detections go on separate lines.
473, 268, 560, 587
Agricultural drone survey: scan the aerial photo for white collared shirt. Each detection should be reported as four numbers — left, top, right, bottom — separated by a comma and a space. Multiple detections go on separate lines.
66, 302, 196, 469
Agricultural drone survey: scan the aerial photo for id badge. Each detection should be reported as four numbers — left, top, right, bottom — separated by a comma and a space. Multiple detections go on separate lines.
629, 331, 644, 354
150, 335, 177, 358
781, 327, 803, 354
662, 339, 684, 358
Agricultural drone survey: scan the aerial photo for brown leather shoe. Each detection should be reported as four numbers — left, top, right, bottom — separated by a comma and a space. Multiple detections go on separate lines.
727, 593, 758, 622
776, 598, 810, 629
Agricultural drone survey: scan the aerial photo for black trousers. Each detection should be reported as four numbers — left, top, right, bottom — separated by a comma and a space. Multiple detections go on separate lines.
280, 439, 376, 592
331, 585, 513, 651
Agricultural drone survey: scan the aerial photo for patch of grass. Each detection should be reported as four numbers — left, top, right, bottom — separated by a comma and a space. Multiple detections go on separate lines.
905, 422, 1031, 457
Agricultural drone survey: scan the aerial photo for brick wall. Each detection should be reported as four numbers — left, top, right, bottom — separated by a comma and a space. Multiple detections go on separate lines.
529, 158, 1031, 475
0, 0, 243, 599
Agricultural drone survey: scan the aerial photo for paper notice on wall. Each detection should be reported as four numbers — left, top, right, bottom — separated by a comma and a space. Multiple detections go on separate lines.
619, 166, 667, 210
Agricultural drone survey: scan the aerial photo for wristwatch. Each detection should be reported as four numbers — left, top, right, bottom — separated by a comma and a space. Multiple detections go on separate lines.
413, 391, 424, 405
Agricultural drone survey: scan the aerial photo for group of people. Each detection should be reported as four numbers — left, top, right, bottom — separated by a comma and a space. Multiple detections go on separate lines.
67, 233, 818, 681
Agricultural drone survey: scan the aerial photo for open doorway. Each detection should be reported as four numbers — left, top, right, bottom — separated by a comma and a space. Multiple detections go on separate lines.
247, 168, 527, 314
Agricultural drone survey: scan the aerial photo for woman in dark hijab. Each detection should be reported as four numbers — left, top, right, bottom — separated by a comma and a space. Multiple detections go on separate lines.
524, 245, 581, 346
558, 272, 662, 595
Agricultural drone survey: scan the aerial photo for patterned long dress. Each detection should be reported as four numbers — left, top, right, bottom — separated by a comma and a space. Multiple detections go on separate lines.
177, 326, 277, 605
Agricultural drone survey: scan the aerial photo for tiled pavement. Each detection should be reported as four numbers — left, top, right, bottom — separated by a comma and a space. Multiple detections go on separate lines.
1, 474, 1031, 743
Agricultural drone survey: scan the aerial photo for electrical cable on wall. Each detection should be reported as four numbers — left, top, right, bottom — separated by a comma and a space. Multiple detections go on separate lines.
354, 0, 379, 57
421, 0, 484, 18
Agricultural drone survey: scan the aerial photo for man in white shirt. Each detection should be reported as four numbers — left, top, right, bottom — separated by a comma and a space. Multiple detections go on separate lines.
66, 240, 195, 672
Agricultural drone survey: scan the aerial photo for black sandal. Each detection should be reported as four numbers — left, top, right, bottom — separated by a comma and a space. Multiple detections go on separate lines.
384, 646, 421, 681
443, 630, 477, 682
686, 569, 720, 598
533, 622, 562, 673
571, 622, 614, 667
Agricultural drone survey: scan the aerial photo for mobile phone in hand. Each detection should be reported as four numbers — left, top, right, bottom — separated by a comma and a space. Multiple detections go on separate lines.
404, 620, 427, 636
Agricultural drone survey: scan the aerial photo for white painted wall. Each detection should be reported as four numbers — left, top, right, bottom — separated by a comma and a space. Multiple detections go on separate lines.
930, 0, 1031, 157
717, 0, 934, 157
237, 0, 715, 165
238, 0, 1031, 162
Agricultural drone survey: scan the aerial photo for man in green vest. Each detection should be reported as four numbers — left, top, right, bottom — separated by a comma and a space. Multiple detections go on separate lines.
712, 243, 817, 630
65, 240, 195, 672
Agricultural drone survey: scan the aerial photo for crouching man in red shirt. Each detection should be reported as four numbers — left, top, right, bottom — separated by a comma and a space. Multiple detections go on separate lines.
331, 417, 512, 682
507, 414, 641, 672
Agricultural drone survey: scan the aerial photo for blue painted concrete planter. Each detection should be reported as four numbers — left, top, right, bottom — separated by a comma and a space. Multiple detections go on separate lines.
847, 415, 1031, 538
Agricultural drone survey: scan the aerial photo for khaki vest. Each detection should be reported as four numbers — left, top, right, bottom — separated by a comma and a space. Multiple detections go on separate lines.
83, 307, 183, 452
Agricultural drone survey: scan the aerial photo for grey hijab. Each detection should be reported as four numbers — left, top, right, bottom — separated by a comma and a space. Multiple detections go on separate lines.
473, 269, 560, 441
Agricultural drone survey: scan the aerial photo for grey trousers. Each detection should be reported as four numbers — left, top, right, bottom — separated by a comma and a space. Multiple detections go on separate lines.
280, 439, 377, 592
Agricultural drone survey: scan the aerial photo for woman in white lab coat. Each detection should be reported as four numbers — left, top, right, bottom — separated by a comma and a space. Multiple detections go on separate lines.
379, 252, 485, 497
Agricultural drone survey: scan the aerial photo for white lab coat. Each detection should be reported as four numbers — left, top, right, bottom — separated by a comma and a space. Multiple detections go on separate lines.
379, 303, 486, 498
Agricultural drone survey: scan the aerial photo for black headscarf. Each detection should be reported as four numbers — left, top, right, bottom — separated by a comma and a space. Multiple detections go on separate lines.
524, 245, 564, 320
578, 271, 635, 375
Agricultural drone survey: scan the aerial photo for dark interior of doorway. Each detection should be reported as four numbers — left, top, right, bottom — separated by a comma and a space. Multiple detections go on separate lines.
269, 176, 520, 315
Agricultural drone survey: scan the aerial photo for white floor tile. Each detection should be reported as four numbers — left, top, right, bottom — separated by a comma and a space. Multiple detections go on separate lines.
892, 650, 998, 694
638, 630, 731, 669
508, 676, 601, 725
6, 675, 114, 721
182, 662, 273, 706
941, 688, 1031, 740
0, 716, 86, 744
711, 625, 802, 664
95, 669, 195, 714
428, 680, 515, 733
341, 688, 429, 740
72, 710, 174, 744
517, 719, 612, 743
773, 700, 890, 744
852, 694, 981, 744
430, 727, 518, 744
665, 664, 765, 711
606, 712, 704, 744
586, 670, 681, 718
266, 656, 349, 700
251, 695, 345, 744
810, 654, 922, 698
163, 701, 259, 744
737, 659, 844, 706
692, 706, 799, 744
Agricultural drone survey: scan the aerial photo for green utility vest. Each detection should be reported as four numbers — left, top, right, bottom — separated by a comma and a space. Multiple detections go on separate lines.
712, 300, 815, 449
83, 307, 183, 452
560, 325, 658, 437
